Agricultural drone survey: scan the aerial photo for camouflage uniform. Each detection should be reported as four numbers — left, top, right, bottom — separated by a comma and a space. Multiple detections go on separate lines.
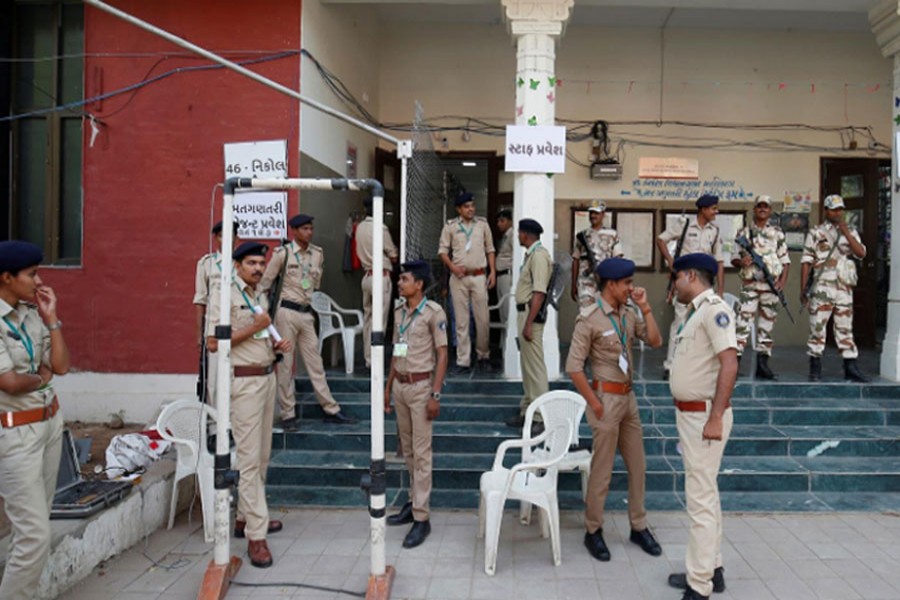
731, 223, 790, 356
801, 222, 863, 359
572, 227, 624, 307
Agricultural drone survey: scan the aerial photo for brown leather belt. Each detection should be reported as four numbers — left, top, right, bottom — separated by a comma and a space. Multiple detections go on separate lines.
281, 299, 312, 313
395, 372, 431, 384
234, 364, 275, 378
674, 398, 731, 412
365, 269, 391, 277
0, 396, 60, 428
466, 268, 486, 277
591, 380, 632, 395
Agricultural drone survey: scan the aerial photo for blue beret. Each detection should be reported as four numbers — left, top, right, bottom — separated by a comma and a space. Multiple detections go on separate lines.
232, 241, 268, 261
401, 259, 431, 281
695, 194, 719, 208
518, 218, 543, 235
455, 192, 474, 206
289, 214, 313, 228
211, 220, 239, 235
673, 252, 718, 275
596, 257, 635, 281
0, 241, 43, 274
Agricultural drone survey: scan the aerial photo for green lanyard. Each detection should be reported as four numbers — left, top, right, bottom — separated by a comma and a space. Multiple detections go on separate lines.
458, 221, 473, 242
520, 241, 542, 273
398, 297, 428, 341
676, 306, 697, 336
605, 307, 627, 349
234, 283, 261, 312
2, 316, 35, 373
292, 246, 313, 286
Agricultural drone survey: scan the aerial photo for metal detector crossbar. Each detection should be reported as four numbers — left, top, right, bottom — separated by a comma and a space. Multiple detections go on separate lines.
216, 176, 390, 586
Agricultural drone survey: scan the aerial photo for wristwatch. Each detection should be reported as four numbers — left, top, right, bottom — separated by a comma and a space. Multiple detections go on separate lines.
430, 392, 441, 401
47, 321, 63, 331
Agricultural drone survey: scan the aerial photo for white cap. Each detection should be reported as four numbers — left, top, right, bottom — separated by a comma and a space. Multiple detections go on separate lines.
588, 200, 606, 213
755, 195, 773, 206
823, 194, 845, 210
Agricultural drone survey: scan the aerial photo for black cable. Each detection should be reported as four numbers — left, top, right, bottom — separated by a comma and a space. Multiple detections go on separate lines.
230, 580, 366, 597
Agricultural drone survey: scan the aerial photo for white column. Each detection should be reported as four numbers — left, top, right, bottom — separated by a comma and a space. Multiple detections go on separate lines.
871, 1, 900, 379
501, 0, 573, 379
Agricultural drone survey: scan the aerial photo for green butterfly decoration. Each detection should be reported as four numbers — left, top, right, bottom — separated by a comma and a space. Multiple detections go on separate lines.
528, 116, 538, 126
529, 79, 540, 90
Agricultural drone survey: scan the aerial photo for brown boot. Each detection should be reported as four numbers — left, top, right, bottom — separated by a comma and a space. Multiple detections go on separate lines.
234, 519, 283, 539
247, 539, 273, 568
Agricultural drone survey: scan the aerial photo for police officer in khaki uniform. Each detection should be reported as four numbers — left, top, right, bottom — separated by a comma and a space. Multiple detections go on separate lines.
356, 199, 399, 370
384, 260, 448, 549
571, 200, 624, 307
207, 242, 292, 568
566, 257, 663, 562
505, 219, 551, 431
495, 209, 514, 328
438, 192, 496, 372
666, 253, 737, 600
192, 220, 240, 405
657, 195, 725, 377
0, 241, 70, 600
801, 194, 868, 383
261, 214, 355, 429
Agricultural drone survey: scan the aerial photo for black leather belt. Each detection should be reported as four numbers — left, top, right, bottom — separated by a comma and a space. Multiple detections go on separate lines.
281, 299, 312, 313
516, 303, 527, 312
497, 269, 510, 276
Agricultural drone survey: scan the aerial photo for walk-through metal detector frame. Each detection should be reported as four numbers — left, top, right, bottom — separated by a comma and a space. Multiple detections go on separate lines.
82, 2, 411, 599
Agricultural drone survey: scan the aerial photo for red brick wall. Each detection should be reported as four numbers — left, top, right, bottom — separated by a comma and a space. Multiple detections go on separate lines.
47, 0, 301, 373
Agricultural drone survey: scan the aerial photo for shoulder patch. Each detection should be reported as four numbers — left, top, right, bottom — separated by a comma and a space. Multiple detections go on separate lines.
715, 311, 731, 328
438, 320, 447, 331
425, 300, 442, 312
579, 303, 600, 318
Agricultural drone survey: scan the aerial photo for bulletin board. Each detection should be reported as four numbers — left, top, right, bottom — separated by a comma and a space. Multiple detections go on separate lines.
659, 210, 745, 271
570, 208, 655, 270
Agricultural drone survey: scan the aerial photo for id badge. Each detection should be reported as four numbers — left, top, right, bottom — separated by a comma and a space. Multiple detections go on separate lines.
253, 328, 270, 340
465, 239, 472, 253
301, 278, 312, 290
618, 352, 629, 374
393, 343, 409, 357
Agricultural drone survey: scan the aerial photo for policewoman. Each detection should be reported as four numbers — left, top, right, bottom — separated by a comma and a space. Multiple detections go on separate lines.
0, 241, 70, 599
384, 260, 448, 549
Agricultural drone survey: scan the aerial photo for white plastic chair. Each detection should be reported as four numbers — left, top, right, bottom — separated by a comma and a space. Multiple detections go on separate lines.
156, 399, 217, 543
311, 291, 364, 374
488, 292, 511, 331
520, 391, 589, 526
724, 291, 755, 349
477, 391, 584, 576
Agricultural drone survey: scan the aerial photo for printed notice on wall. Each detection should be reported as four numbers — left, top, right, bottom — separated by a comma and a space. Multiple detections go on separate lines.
223, 140, 288, 179
638, 157, 699, 179
233, 191, 288, 240
504, 125, 566, 173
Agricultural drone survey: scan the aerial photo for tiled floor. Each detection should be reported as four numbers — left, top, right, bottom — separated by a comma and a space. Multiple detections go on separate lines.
62, 507, 900, 599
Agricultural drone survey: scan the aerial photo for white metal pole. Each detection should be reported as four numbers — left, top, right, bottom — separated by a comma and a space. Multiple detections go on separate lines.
398, 141, 412, 263
370, 191, 386, 576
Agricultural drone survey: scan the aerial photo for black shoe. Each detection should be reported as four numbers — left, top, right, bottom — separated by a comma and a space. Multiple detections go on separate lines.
477, 358, 494, 373
662, 369, 670, 381
530, 421, 544, 437
505, 413, 525, 428
844, 358, 869, 383
583, 529, 610, 561
809, 356, 822, 382
668, 567, 725, 594
402, 520, 431, 548
680, 586, 710, 600
387, 502, 414, 526
629, 528, 662, 556
756, 354, 776, 380
280, 416, 301, 432
450, 364, 471, 376
324, 410, 357, 424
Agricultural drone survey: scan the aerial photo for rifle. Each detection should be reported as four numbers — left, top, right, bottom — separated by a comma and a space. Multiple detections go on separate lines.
666, 219, 691, 298
576, 231, 601, 289
734, 234, 794, 324
536, 263, 563, 324
799, 231, 841, 315
266, 238, 291, 321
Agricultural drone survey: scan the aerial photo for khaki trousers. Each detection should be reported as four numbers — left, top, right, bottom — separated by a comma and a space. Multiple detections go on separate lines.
274, 308, 340, 420
665, 299, 690, 370
449, 274, 490, 366
0, 411, 63, 600
232, 374, 276, 541
205, 349, 218, 410
496, 273, 512, 328
584, 392, 647, 533
517, 312, 548, 422
392, 379, 433, 522
362, 272, 392, 368
677, 406, 733, 598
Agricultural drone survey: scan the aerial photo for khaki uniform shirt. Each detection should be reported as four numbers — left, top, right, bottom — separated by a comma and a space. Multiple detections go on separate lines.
801, 222, 864, 286
356, 217, 398, 270
496, 229, 514, 272
206, 276, 276, 368
565, 298, 649, 384
669, 289, 737, 401
731, 223, 790, 281
515, 242, 552, 305
0, 300, 53, 412
392, 299, 448, 374
438, 217, 495, 270
193, 251, 225, 306
658, 219, 724, 262
572, 227, 624, 273
260, 241, 324, 305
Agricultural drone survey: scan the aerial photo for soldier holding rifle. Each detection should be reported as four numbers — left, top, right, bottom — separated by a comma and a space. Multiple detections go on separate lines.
571, 201, 623, 307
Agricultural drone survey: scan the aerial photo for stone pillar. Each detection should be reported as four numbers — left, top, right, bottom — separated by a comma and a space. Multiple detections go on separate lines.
871, 0, 900, 379
501, 0, 573, 379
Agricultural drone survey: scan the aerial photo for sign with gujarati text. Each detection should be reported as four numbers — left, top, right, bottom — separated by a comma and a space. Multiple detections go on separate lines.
504, 125, 566, 173
638, 157, 699, 179
232, 191, 288, 240
223, 140, 288, 179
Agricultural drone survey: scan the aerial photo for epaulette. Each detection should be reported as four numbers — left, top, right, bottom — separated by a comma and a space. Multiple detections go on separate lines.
579, 302, 600, 318
198, 252, 216, 264
707, 294, 725, 306
425, 300, 443, 312
273, 245, 287, 254
447, 217, 458, 225
309, 243, 323, 253
475, 216, 487, 223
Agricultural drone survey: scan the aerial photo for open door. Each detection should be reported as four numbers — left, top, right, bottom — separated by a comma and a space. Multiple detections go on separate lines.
821, 157, 890, 348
